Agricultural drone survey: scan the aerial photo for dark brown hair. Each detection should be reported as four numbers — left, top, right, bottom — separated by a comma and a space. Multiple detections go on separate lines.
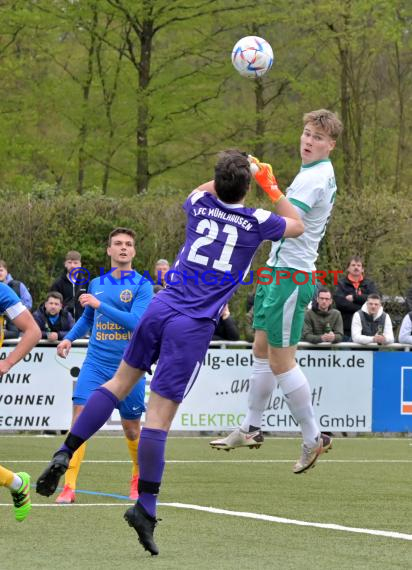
214, 150, 251, 203
46, 291, 64, 304
108, 227, 136, 246
346, 255, 363, 269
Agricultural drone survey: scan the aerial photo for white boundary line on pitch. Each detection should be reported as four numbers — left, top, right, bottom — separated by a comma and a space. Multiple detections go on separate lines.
162, 502, 412, 542
1, 459, 412, 464
1, 501, 410, 542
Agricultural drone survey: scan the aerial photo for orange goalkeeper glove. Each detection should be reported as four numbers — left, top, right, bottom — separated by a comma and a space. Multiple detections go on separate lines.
248, 155, 284, 203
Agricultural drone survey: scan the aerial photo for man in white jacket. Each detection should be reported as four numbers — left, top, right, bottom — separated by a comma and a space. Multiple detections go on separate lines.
398, 312, 412, 345
351, 294, 394, 345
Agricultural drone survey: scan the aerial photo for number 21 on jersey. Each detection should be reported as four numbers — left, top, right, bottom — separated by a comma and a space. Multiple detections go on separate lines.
187, 219, 238, 271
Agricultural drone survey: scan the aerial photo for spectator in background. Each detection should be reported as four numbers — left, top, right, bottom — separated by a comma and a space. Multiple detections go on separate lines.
302, 287, 343, 344
33, 291, 75, 341
334, 256, 378, 340
398, 311, 412, 345
153, 259, 170, 289
0, 260, 32, 310
212, 303, 240, 341
49, 251, 88, 321
351, 294, 394, 345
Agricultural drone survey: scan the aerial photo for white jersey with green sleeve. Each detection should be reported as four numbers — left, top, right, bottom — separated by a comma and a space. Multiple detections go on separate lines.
267, 159, 337, 271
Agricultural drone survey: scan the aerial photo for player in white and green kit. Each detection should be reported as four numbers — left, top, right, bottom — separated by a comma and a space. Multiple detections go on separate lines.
255, 154, 337, 347
211, 109, 343, 473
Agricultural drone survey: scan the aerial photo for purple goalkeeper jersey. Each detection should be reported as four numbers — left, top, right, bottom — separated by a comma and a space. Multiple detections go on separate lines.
157, 191, 286, 320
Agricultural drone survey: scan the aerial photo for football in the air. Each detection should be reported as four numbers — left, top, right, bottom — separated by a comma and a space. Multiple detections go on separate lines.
231, 36, 273, 79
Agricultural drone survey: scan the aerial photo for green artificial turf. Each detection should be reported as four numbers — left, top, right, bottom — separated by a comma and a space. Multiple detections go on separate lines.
0, 435, 411, 569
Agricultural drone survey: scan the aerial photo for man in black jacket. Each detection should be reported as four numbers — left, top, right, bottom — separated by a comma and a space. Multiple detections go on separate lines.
212, 303, 240, 341
334, 256, 378, 340
33, 291, 75, 341
49, 251, 87, 321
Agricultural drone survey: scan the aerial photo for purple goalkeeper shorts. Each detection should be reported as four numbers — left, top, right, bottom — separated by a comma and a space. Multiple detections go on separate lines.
123, 296, 215, 403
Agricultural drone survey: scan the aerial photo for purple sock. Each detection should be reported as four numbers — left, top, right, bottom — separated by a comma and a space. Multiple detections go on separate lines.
59, 387, 119, 457
137, 427, 167, 518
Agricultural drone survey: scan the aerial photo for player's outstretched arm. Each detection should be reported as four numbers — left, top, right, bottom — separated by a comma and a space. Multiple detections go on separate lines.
248, 156, 283, 203
275, 197, 304, 238
249, 155, 304, 237
57, 339, 72, 358
98, 278, 153, 332
281, 215, 304, 238
64, 306, 93, 343
0, 311, 41, 374
191, 180, 217, 197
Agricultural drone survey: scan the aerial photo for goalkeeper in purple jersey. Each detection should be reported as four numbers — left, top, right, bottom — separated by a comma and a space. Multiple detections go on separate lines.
36, 150, 304, 555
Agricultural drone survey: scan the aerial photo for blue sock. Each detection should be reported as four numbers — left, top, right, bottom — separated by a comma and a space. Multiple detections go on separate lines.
137, 427, 167, 518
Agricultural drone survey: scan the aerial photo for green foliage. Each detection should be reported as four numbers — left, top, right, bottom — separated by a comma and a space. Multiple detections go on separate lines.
0, 0, 410, 196
324, 184, 412, 295
0, 189, 186, 304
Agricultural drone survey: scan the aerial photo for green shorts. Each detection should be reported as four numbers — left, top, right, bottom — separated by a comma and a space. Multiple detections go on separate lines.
253, 267, 315, 348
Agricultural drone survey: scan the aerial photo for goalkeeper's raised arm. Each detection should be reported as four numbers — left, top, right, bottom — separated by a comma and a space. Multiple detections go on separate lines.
249, 155, 303, 235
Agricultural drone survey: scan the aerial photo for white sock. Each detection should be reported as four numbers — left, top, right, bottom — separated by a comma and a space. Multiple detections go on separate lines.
9, 474, 23, 491
277, 366, 319, 447
241, 357, 276, 431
